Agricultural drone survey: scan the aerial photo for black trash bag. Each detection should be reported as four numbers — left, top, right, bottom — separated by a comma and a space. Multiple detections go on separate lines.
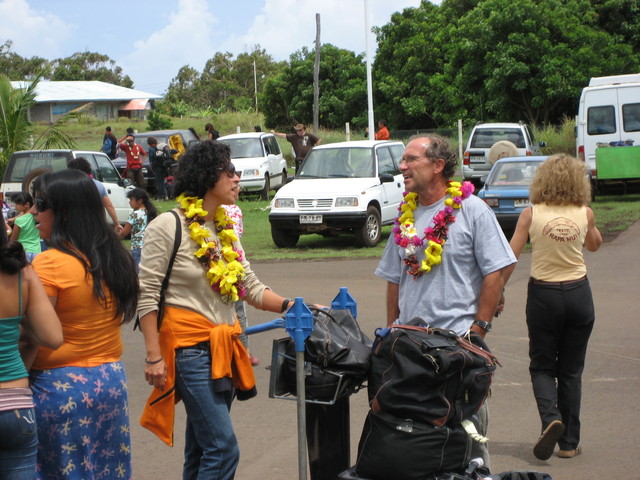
284, 308, 372, 401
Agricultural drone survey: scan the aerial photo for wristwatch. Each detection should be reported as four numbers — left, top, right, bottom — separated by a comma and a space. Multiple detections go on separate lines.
473, 320, 493, 333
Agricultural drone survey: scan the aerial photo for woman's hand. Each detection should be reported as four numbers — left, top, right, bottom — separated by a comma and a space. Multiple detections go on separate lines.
144, 358, 167, 390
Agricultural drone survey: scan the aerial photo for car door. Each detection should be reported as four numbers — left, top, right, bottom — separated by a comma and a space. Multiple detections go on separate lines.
264, 135, 284, 184
375, 145, 404, 222
85, 152, 132, 223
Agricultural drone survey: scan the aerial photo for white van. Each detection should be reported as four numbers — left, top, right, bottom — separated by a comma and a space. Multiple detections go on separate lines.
576, 74, 640, 180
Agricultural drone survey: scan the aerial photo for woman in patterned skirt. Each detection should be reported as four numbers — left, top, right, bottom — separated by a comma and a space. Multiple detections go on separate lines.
28, 169, 139, 479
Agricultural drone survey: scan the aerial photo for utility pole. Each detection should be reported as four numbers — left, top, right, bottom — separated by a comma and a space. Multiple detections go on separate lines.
253, 59, 258, 113
313, 13, 320, 132
364, 0, 375, 140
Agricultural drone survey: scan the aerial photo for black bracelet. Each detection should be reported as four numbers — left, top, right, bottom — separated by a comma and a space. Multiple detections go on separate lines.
281, 298, 292, 313
145, 357, 163, 364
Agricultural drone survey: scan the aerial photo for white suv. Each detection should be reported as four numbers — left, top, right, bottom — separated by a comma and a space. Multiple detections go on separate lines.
462, 122, 545, 185
1, 150, 132, 224
218, 132, 288, 199
269, 140, 405, 247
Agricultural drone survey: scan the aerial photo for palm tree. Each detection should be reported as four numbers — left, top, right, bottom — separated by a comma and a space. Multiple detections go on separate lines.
0, 73, 77, 172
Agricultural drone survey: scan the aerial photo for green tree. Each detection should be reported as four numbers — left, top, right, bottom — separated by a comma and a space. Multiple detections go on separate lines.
261, 44, 367, 129
0, 74, 76, 171
50, 52, 134, 87
0, 41, 50, 80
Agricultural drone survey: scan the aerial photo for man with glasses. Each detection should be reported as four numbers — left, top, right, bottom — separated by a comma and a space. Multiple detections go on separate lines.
119, 135, 147, 189
271, 123, 321, 175
374, 134, 517, 468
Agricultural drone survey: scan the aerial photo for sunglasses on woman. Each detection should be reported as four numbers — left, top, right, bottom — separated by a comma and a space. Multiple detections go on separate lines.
219, 163, 239, 178
34, 197, 51, 212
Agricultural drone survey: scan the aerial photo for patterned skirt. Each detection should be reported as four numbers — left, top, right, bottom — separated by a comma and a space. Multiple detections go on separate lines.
29, 362, 132, 480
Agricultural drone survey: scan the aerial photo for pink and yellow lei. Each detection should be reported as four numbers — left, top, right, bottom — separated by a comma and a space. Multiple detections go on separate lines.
393, 181, 474, 277
177, 194, 246, 302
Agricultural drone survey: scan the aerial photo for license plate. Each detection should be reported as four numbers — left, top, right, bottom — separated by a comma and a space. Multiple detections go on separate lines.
299, 214, 322, 224
514, 199, 531, 208
470, 155, 485, 163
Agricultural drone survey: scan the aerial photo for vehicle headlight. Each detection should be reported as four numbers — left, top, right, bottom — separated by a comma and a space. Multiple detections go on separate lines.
336, 197, 359, 207
242, 168, 260, 177
274, 198, 295, 208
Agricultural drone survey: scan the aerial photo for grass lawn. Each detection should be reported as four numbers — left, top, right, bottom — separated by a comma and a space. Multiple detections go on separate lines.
141, 190, 640, 262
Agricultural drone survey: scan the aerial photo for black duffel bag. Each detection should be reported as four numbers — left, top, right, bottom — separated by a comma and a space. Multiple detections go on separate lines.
284, 308, 372, 401
368, 318, 500, 427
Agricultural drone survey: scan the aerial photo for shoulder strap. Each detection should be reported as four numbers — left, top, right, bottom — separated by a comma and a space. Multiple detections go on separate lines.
133, 209, 181, 331
18, 269, 23, 316
155, 209, 182, 331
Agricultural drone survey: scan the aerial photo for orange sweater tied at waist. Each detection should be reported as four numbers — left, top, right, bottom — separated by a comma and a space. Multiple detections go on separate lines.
139, 306, 256, 446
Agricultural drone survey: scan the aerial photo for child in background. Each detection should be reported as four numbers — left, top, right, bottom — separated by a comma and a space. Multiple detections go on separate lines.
119, 188, 158, 271
224, 204, 259, 366
9, 192, 42, 262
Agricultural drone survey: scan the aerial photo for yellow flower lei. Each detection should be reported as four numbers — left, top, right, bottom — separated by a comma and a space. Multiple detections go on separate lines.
393, 181, 474, 277
177, 194, 246, 303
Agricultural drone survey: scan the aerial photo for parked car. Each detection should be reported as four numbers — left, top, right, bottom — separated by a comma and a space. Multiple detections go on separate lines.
477, 156, 548, 238
217, 132, 288, 199
269, 140, 405, 247
112, 129, 200, 192
1, 149, 133, 224
463, 122, 546, 186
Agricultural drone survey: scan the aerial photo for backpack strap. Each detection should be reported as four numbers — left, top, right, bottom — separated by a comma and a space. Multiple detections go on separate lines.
133, 209, 181, 331
155, 209, 181, 331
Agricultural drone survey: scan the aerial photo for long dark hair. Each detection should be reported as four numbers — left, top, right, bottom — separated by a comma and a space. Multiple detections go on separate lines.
127, 188, 158, 222
32, 169, 139, 322
0, 215, 27, 274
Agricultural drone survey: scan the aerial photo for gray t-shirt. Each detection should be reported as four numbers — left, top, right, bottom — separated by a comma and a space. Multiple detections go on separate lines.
92, 179, 108, 198
375, 194, 516, 335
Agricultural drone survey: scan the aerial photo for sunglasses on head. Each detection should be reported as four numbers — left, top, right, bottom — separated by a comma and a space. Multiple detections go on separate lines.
219, 163, 239, 178
34, 197, 50, 212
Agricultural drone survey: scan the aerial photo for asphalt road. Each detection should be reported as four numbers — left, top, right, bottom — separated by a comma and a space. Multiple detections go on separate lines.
123, 220, 640, 480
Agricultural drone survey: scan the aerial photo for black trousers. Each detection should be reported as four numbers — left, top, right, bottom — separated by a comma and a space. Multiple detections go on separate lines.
526, 277, 595, 450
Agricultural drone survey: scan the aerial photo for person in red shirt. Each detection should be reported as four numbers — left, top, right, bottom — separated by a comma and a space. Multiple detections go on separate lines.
375, 119, 390, 140
119, 135, 147, 188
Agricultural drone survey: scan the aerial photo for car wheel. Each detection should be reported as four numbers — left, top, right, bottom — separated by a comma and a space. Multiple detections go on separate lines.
357, 206, 382, 247
260, 175, 270, 200
271, 225, 299, 248
22, 167, 52, 194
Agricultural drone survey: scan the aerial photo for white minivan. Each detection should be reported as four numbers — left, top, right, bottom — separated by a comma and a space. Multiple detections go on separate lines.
1, 150, 133, 224
576, 73, 640, 180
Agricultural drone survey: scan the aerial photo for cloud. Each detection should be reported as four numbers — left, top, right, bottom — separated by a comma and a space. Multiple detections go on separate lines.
0, 0, 73, 58
121, 0, 217, 93
215, 0, 424, 62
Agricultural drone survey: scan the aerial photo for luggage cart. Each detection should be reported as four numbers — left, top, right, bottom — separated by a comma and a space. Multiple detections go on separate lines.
245, 287, 359, 480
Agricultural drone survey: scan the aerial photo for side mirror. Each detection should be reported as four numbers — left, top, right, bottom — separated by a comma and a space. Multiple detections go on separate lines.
285, 175, 295, 184
120, 177, 132, 187
379, 173, 394, 183
539, 141, 547, 148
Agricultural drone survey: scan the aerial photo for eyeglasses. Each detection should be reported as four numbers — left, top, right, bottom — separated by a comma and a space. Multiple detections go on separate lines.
218, 163, 239, 178
400, 154, 435, 165
34, 197, 50, 212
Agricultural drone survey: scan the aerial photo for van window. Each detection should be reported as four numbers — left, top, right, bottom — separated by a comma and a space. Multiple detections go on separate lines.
5, 152, 69, 182
587, 106, 616, 135
377, 147, 398, 176
622, 103, 640, 133
90, 154, 121, 183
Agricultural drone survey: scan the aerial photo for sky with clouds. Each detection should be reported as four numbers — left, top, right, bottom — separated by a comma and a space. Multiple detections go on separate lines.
1, 0, 440, 95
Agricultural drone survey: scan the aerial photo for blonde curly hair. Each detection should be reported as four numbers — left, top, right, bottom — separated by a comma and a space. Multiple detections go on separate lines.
529, 153, 592, 206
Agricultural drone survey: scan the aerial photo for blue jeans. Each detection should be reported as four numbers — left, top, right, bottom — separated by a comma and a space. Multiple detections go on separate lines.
175, 344, 239, 480
0, 408, 38, 480
131, 248, 141, 272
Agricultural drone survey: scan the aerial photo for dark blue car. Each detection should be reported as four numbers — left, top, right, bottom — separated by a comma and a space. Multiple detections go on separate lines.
477, 156, 548, 238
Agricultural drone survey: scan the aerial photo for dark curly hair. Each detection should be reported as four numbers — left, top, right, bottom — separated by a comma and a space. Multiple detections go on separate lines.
409, 133, 459, 179
0, 215, 27, 274
174, 140, 231, 198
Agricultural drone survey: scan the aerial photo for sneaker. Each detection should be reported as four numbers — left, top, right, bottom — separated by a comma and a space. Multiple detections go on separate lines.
533, 420, 565, 460
558, 446, 582, 458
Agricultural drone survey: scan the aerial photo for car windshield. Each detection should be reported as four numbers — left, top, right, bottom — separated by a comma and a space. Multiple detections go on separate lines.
488, 162, 539, 186
220, 138, 264, 159
4, 152, 70, 182
298, 147, 374, 178
471, 128, 526, 148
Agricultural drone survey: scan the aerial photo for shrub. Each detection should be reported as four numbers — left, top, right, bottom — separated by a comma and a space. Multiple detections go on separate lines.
147, 110, 173, 130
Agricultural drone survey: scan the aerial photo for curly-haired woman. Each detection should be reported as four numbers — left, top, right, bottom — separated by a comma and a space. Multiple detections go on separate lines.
138, 140, 295, 479
510, 153, 602, 461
